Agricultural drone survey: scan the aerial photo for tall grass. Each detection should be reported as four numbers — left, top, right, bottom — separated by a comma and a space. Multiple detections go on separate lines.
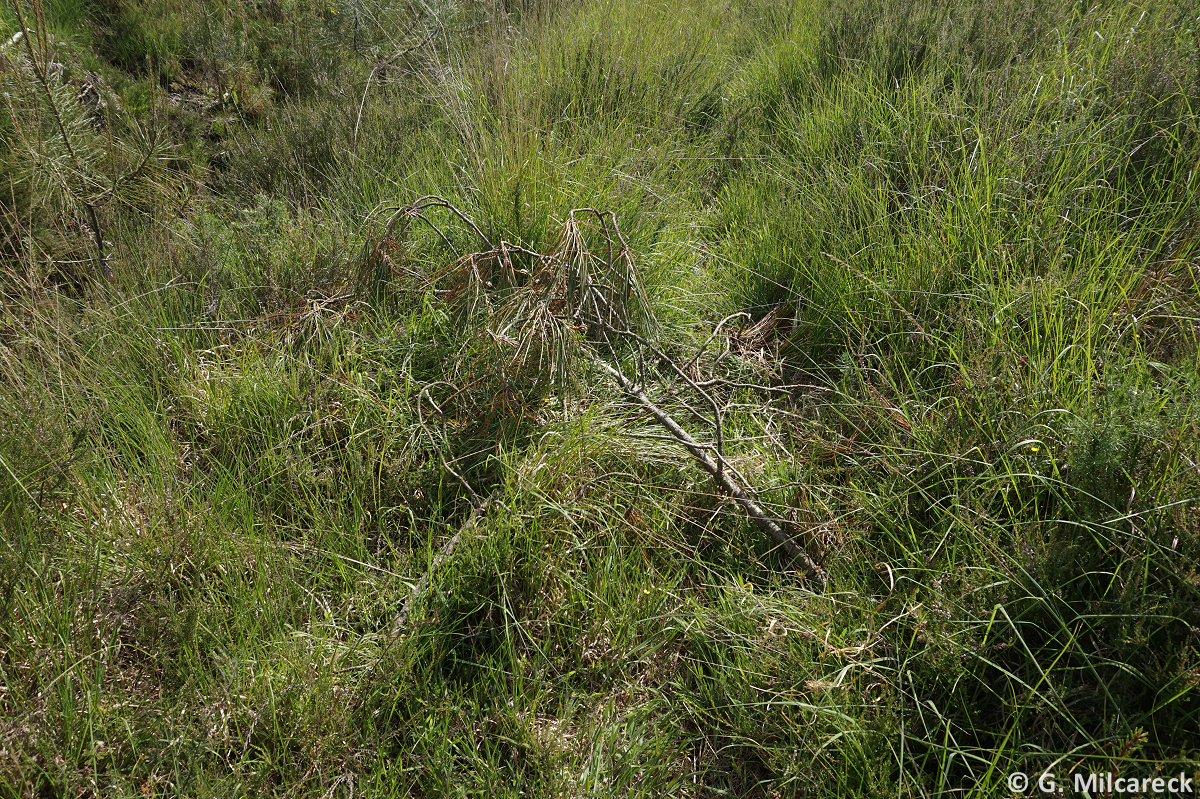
1, 0, 1197, 795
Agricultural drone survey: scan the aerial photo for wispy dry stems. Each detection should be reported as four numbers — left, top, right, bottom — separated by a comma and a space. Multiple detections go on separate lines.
376, 196, 826, 587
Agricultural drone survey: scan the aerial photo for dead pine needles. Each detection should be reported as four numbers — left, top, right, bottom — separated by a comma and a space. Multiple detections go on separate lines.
375, 196, 826, 588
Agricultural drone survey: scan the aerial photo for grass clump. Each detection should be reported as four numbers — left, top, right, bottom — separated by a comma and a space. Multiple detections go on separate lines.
1, 0, 1199, 795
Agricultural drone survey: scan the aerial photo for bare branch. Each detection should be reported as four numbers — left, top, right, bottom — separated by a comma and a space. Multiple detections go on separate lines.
595, 357, 826, 589
389, 496, 492, 637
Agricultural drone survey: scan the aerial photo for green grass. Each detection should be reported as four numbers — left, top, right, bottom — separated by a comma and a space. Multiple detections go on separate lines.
1, 0, 1199, 795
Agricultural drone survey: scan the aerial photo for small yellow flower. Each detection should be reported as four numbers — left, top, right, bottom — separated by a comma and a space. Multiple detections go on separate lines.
1031, 446, 1040, 453
643, 588, 651, 594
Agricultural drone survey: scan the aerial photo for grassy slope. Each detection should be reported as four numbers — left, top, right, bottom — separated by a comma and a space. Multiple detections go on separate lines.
1, 0, 1199, 795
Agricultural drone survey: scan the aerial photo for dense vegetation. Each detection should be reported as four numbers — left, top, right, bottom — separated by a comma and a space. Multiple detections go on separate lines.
1, 0, 1198, 795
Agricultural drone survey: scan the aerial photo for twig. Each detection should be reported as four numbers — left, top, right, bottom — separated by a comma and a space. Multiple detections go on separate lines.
613, 328, 729, 473
408, 196, 494, 250
595, 357, 826, 589
416, 383, 481, 506
12, 1, 107, 270
679, 312, 749, 379
389, 497, 492, 637
408, 209, 460, 256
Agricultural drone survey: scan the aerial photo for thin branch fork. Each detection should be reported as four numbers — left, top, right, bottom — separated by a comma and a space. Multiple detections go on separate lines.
595, 358, 826, 589
385, 196, 496, 251
611, 327, 730, 474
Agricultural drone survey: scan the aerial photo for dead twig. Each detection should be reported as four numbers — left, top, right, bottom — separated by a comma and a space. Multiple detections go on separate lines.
389, 496, 492, 637
595, 357, 826, 589
416, 382, 481, 506
612, 328, 731, 475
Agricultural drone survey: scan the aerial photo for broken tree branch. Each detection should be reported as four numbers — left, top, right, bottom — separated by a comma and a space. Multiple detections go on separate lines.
366, 195, 828, 590
595, 357, 826, 589
611, 328, 730, 474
